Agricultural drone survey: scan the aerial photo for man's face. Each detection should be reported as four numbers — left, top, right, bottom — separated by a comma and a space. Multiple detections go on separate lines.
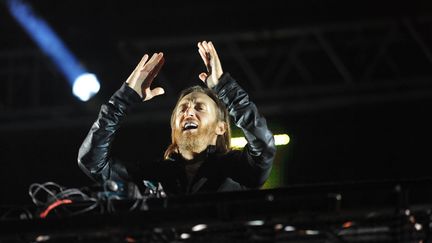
173, 92, 224, 153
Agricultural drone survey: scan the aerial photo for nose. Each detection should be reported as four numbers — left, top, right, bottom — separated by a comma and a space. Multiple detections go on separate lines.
185, 106, 195, 117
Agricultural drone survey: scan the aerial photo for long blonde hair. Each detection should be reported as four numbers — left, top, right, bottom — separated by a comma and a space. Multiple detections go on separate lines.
163, 86, 231, 159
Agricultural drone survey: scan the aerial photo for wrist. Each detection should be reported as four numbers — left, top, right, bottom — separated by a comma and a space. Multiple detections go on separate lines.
110, 83, 143, 106
126, 82, 143, 98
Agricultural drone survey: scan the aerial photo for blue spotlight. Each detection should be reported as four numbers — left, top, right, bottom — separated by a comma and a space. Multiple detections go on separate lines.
5, 0, 100, 101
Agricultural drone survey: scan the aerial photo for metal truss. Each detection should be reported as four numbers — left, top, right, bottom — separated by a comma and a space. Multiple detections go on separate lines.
2, 16, 432, 127
120, 18, 432, 87
119, 16, 432, 110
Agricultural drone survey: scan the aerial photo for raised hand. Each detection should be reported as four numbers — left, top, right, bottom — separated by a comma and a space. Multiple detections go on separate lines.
197, 41, 223, 88
125, 52, 165, 101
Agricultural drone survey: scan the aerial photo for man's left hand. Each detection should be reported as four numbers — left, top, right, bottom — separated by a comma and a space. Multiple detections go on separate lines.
197, 41, 223, 89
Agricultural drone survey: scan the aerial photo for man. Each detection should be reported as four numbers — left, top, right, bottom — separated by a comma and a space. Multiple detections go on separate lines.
78, 41, 276, 197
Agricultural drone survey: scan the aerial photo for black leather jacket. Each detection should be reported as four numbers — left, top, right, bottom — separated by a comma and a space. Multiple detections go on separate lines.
78, 73, 276, 197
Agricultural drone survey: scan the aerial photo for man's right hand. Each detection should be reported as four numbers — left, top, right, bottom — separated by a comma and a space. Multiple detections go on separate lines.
125, 52, 165, 101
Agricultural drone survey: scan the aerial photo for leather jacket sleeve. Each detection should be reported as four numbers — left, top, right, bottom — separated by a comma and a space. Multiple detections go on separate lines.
77, 83, 142, 184
212, 73, 276, 188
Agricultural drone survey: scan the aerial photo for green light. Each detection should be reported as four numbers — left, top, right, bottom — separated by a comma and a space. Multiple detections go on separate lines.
230, 134, 290, 148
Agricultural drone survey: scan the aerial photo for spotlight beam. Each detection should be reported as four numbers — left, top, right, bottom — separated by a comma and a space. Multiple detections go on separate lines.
5, 0, 100, 101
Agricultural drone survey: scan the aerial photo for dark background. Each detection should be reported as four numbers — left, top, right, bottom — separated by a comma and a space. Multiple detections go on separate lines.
1, 0, 432, 205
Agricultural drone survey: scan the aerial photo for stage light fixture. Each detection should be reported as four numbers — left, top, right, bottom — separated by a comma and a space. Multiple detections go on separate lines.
284, 225, 296, 232
246, 220, 265, 226
191, 224, 207, 232
72, 73, 100, 101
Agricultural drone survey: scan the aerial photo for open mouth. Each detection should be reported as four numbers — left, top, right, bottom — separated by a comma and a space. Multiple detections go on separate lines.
183, 121, 198, 131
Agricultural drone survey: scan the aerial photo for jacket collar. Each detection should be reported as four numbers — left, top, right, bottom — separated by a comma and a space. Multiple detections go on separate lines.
168, 145, 217, 162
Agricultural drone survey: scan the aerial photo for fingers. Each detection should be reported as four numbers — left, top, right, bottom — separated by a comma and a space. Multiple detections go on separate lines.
198, 47, 209, 66
143, 87, 165, 101
198, 42, 209, 57
198, 42, 208, 55
201, 41, 217, 62
208, 42, 221, 64
142, 53, 164, 86
152, 55, 165, 77
200, 41, 211, 54
151, 87, 165, 97
126, 54, 149, 86
200, 41, 212, 68
198, 72, 208, 82
206, 42, 220, 71
136, 54, 149, 70
198, 42, 211, 72
141, 52, 163, 71
199, 41, 219, 74
198, 40, 222, 70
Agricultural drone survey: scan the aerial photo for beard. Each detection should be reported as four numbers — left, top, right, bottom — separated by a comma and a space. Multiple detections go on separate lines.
175, 124, 215, 153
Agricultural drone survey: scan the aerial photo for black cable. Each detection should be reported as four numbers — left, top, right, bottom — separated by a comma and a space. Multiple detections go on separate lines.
28, 182, 101, 218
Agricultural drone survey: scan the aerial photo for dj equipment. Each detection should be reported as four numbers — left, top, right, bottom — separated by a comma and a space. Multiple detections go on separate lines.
1, 179, 432, 243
